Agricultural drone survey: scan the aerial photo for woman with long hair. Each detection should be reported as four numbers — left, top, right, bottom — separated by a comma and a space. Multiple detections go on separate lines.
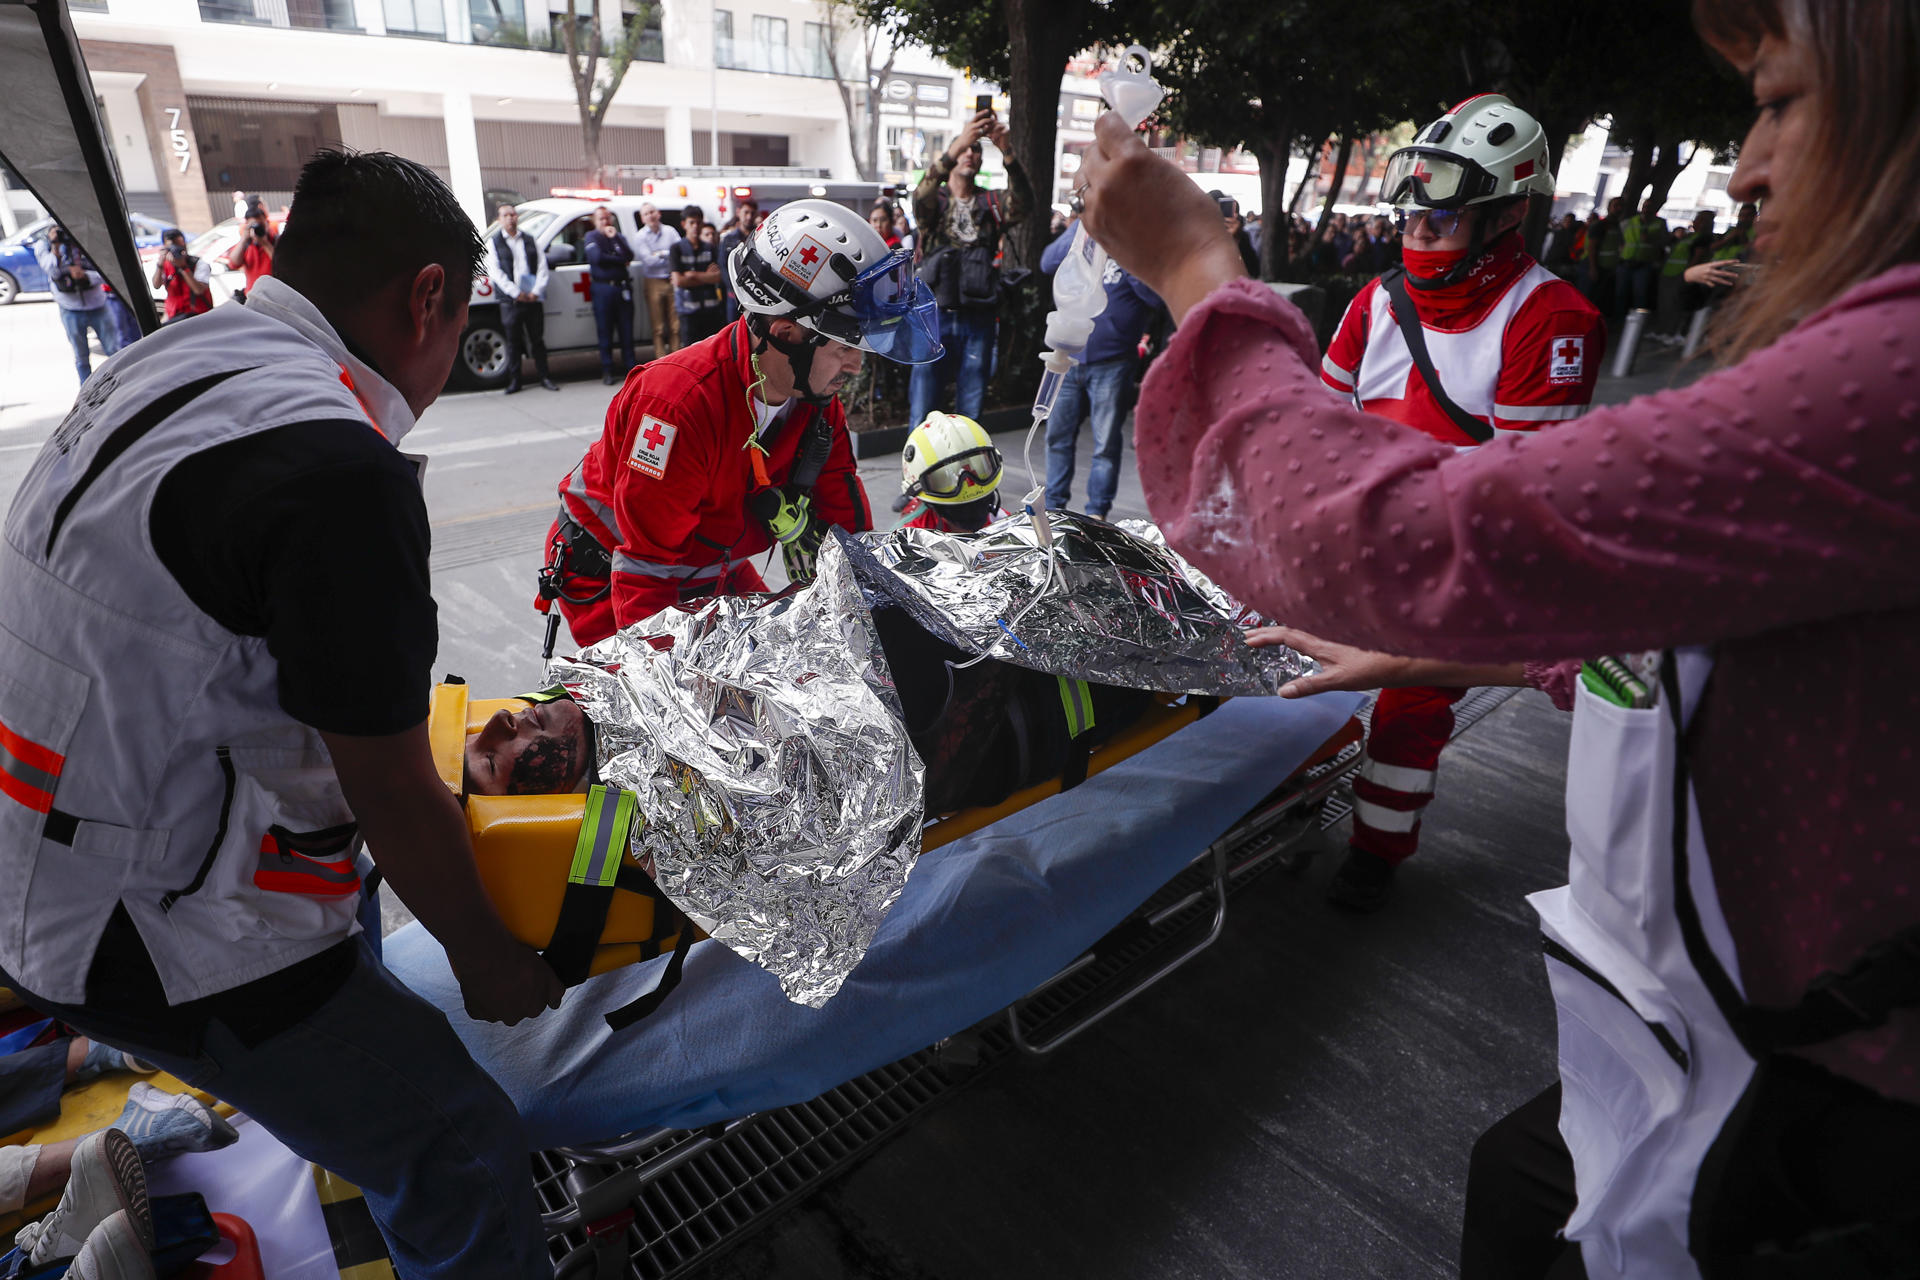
1078, 2, 1920, 1276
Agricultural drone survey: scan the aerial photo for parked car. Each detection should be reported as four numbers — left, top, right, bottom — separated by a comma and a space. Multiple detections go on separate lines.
0, 214, 171, 305
454, 196, 663, 391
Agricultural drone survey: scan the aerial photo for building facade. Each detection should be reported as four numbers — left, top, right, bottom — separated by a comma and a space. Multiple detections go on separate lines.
59, 0, 888, 233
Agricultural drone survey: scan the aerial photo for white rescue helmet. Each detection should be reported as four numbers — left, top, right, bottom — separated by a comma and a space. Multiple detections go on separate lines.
1381, 94, 1556, 212
902, 412, 1002, 506
728, 199, 944, 364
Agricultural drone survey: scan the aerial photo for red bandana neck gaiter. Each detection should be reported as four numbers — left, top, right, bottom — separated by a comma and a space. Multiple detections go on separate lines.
1398, 232, 1531, 327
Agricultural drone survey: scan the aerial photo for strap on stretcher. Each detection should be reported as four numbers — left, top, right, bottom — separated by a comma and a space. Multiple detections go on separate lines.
540, 784, 696, 1031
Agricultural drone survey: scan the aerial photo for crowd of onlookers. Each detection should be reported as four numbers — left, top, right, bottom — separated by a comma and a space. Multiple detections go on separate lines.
1541, 196, 1757, 340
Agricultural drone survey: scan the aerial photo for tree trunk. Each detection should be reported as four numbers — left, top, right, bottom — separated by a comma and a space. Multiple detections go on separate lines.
1642, 136, 1692, 212
1255, 123, 1292, 281
1614, 117, 1656, 214
1001, 0, 1077, 271
1288, 135, 1325, 214
1313, 135, 1354, 236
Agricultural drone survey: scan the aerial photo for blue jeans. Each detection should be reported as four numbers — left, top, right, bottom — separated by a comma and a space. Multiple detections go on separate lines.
1044, 356, 1134, 517
908, 309, 993, 429
0, 934, 547, 1280
590, 280, 636, 374
58, 305, 120, 384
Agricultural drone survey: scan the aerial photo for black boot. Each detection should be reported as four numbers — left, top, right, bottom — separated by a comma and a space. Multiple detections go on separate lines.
1326, 847, 1397, 913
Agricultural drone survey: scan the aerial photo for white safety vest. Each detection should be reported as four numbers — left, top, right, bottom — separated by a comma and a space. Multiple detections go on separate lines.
0, 278, 417, 1006
1352, 263, 1566, 436
1530, 648, 1757, 1277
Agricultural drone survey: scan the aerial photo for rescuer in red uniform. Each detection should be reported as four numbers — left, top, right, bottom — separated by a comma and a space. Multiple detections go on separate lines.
538, 199, 946, 650
1315, 94, 1605, 911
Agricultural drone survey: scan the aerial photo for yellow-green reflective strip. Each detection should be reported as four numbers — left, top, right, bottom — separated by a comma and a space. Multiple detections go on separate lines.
569, 785, 635, 887
1057, 677, 1095, 739
516, 685, 570, 704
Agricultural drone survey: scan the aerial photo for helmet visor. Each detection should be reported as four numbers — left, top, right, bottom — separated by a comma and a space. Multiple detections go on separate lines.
1382, 148, 1496, 211
811, 247, 945, 365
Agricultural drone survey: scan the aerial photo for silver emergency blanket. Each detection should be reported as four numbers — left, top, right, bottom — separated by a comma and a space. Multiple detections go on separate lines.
850, 510, 1312, 695
544, 515, 1308, 1008
548, 537, 922, 1008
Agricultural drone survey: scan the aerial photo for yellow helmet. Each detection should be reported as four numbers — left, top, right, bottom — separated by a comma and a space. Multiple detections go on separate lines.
901, 412, 1003, 506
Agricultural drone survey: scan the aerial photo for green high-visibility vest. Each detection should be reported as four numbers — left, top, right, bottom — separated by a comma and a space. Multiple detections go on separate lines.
1663, 233, 1700, 277
1595, 223, 1622, 270
1620, 215, 1662, 265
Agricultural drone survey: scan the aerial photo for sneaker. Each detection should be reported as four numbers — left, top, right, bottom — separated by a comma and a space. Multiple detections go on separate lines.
113, 1081, 239, 1163
1325, 847, 1397, 913
67, 1210, 156, 1280
15, 1129, 154, 1265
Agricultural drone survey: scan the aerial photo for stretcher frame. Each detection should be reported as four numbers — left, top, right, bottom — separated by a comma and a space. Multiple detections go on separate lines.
526, 687, 1521, 1279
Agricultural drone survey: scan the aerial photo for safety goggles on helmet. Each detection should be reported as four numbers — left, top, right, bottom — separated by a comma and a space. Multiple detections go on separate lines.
909, 445, 1003, 501
1381, 147, 1500, 211
1391, 206, 1469, 238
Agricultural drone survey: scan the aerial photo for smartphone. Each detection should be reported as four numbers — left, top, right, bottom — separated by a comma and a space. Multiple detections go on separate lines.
1216, 196, 1236, 217
975, 93, 993, 114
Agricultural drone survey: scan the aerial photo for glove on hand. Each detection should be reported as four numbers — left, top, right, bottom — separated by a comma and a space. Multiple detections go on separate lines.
763, 487, 828, 585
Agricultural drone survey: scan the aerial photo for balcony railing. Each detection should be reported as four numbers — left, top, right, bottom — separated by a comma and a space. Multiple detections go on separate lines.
472, 14, 660, 61
198, 0, 361, 30
715, 37, 831, 78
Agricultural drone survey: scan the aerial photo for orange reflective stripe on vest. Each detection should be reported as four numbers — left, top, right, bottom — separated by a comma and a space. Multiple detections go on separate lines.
253, 822, 362, 896
0, 716, 65, 814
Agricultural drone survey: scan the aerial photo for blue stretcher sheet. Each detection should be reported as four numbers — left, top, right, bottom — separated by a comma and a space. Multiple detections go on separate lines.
383, 693, 1363, 1150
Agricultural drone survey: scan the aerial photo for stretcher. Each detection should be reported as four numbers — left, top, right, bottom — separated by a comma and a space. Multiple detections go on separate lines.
388, 690, 1366, 1149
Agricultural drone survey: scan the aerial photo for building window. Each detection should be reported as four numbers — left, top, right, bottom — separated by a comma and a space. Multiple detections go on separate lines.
729, 132, 789, 166
749, 14, 790, 75
384, 0, 445, 37
471, 0, 542, 46
713, 9, 733, 65
800, 21, 831, 78
622, 1, 664, 61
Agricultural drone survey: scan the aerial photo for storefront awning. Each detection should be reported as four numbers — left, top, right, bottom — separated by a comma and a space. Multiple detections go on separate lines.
0, 0, 159, 332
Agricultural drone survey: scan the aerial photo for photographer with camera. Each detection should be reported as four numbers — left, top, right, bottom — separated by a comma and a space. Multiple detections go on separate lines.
909, 98, 1032, 430
33, 225, 122, 385
224, 205, 277, 301
151, 228, 215, 323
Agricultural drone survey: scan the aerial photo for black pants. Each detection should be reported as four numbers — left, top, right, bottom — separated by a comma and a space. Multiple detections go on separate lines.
1461, 1084, 1587, 1280
678, 305, 722, 346
501, 298, 549, 385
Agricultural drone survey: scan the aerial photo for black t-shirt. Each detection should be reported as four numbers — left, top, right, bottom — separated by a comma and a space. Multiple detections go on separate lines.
63, 418, 436, 1051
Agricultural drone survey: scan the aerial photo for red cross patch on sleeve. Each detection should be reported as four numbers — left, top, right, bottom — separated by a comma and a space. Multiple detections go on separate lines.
1548, 336, 1585, 386
779, 236, 830, 289
627, 415, 679, 479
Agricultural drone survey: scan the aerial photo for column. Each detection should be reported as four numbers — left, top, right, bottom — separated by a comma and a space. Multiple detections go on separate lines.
441, 88, 487, 229
666, 102, 695, 167
443, 0, 470, 41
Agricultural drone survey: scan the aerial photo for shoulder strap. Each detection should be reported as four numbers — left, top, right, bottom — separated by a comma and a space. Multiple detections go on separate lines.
1378, 271, 1493, 445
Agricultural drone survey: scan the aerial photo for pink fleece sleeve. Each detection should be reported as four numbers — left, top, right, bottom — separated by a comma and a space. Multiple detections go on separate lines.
1135, 272, 1920, 663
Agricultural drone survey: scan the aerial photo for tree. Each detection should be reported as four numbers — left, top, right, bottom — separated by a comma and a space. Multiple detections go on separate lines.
1153, 0, 1468, 279
559, 0, 651, 184
819, 0, 909, 183
850, 0, 1143, 270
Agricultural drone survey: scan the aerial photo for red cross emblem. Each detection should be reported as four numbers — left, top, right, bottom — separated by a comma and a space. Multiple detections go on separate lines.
1557, 339, 1581, 363
642, 420, 667, 450
797, 244, 820, 266
572, 275, 592, 301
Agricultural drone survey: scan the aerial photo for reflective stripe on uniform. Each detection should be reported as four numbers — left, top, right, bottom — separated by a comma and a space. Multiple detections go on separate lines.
563, 466, 622, 542
1352, 797, 1422, 834
570, 785, 638, 888
254, 824, 362, 897
1320, 353, 1356, 388
1359, 757, 1436, 794
1056, 677, 1096, 739
0, 718, 64, 815
612, 551, 727, 582
1493, 401, 1590, 423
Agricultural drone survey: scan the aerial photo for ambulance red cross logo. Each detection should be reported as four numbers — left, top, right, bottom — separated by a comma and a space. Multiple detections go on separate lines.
780, 235, 831, 289
1549, 336, 1585, 385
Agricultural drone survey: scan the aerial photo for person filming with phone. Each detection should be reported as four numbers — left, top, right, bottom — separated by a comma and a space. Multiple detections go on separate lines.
910, 95, 1033, 430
